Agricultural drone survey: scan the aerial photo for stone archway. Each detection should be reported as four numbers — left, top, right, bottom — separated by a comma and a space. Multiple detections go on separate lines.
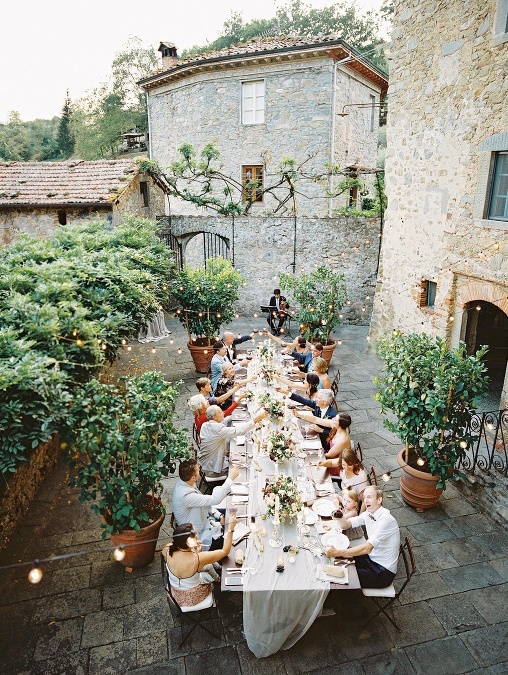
453, 276, 508, 411
181, 231, 231, 268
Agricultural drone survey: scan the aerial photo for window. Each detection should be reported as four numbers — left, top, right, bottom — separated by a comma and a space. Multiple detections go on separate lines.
493, 0, 508, 45
241, 80, 265, 125
418, 279, 437, 309
57, 210, 67, 225
242, 165, 263, 204
140, 181, 149, 207
367, 94, 377, 132
488, 152, 508, 221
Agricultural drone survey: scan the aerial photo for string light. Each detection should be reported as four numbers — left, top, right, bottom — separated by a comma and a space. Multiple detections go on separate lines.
112, 546, 126, 562
151, 348, 156, 354
28, 562, 43, 584
76, 339, 83, 347
121, 339, 127, 345
416, 457, 425, 466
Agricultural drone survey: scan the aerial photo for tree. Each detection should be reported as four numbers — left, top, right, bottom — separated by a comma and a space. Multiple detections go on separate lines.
0, 112, 60, 162
72, 38, 157, 159
56, 90, 75, 159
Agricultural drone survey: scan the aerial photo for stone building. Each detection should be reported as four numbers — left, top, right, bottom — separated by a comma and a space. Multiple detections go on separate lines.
370, 0, 508, 408
139, 36, 388, 321
0, 159, 165, 244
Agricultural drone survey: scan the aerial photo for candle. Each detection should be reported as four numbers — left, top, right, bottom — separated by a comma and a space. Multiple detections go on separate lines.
275, 494, 280, 522
277, 554, 284, 567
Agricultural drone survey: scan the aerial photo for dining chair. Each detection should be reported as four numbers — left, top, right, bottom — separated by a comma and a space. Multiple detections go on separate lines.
355, 441, 364, 463
360, 536, 416, 630
160, 553, 221, 648
331, 369, 341, 396
367, 466, 378, 486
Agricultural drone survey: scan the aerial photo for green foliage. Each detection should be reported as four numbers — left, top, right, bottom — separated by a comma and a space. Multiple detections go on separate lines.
0, 112, 60, 161
56, 90, 75, 159
375, 332, 489, 488
172, 257, 244, 344
66, 372, 191, 536
181, 0, 387, 72
0, 217, 177, 474
279, 265, 347, 342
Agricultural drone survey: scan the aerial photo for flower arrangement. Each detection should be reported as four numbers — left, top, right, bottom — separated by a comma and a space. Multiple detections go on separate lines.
260, 365, 275, 386
258, 392, 284, 419
267, 430, 296, 463
263, 475, 302, 522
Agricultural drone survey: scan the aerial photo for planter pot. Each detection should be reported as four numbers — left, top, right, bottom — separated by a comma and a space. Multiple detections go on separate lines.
319, 340, 337, 366
187, 340, 213, 373
109, 501, 165, 572
397, 449, 443, 512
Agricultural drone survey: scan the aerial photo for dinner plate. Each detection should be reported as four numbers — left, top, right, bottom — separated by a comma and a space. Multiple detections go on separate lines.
312, 499, 336, 517
316, 563, 349, 585
235, 435, 246, 445
321, 532, 350, 549
231, 484, 249, 496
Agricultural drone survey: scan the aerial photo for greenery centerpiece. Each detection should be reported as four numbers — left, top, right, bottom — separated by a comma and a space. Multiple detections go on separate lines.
267, 430, 296, 463
279, 265, 347, 348
258, 391, 285, 420
65, 372, 190, 565
375, 332, 488, 499
263, 474, 302, 523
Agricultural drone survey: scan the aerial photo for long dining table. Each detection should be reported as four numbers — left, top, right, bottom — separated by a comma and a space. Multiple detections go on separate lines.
218, 348, 363, 658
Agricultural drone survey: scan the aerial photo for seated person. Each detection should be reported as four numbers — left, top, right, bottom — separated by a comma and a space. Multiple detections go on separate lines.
323, 485, 400, 589
199, 405, 268, 476
287, 389, 337, 448
267, 288, 289, 334
214, 363, 254, 411
195, 376, 240, 407
299, 413, 351, 475
210, 342, 228, 393
188, 393, 246, 434
162, 514, 238, 608
269, 334, 321, 373
313, 356, 332, 389
221, 330, 256, 362
319, 447, 368, 497
273, 371, 321, 400
338, 488, 361, 520
172, 458, 239, 551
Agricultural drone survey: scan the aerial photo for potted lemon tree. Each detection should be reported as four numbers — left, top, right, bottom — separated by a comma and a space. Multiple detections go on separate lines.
278, 265, 347, 364
65, 371, 190, 569
172, 256, 245, 372
375, 332, 489, 510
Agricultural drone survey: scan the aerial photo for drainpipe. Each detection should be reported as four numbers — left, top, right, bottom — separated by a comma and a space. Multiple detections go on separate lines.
145, 92, 153, 159
328, 63, 337, 218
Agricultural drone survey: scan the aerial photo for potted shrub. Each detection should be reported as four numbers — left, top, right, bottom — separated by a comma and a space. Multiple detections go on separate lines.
279, 265, 347, 364
375, 332, 489, 511
172, 256, 245, 372
65, 371, 190, 569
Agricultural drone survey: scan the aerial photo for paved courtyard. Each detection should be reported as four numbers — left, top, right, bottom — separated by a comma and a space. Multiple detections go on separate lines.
1, 317, 508, 674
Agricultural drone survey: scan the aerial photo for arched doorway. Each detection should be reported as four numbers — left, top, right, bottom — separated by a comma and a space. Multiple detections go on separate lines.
182, 232, 231, 268
463, 300, 508, 411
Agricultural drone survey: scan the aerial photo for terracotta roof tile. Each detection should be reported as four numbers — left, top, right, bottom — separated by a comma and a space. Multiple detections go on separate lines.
0, 159, 138, 207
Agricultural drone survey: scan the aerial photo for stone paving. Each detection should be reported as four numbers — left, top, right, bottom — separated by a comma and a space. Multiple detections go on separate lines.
1, 317, 508, 674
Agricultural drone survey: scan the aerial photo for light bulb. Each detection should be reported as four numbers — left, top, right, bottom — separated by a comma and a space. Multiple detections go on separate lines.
113, 546, 126, 561
121, 339, 127, 345
76, 339, 83, 347
102, 344, 107, 350
127, 346, 132, 351
476, 306, 481, 311
177, 348, 182, 354
416, 457, 425, 466
28, 565, 43, 584
382, 472, 391, 482
204, 350, 208, 355
151, 348, 156, 354
459, 440, 467, 449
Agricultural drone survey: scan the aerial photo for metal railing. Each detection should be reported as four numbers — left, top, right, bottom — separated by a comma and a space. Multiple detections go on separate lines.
460, 408, 508, 477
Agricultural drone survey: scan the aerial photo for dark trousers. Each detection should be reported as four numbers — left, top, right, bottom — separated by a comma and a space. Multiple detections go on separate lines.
209, 535, 224, 551
355, 555, 395, 588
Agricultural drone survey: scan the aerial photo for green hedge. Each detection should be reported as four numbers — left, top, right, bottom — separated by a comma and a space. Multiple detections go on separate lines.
0, 217, 176, 474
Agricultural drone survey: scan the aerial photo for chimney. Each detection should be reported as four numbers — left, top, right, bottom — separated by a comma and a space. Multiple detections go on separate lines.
158, 42, 178, 69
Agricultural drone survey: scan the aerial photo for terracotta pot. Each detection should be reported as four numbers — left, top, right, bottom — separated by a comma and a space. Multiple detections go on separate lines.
109, 501, 165, 572
187, 340, 213, 373
397, 449, 443, 512
319, 340, 337, 366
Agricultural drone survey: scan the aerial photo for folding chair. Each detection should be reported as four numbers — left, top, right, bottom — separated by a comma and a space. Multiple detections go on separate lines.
367, 465, 378, 486
360, 536, 416, 630
161, 553, 221, 649
331, 370, 341, 397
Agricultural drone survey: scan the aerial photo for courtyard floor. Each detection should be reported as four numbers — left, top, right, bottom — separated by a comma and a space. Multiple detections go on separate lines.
1, 317, 508, 674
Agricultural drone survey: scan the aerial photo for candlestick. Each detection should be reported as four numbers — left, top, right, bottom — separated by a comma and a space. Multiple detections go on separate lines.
274, 494, 280, 522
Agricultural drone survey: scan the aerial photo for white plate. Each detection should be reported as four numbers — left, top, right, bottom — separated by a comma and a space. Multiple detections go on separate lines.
231, 484, 249, 496
312, 499, 336, 517
304, 509, 318, 525
321, 532, 350, 549
316, 563, 349, 585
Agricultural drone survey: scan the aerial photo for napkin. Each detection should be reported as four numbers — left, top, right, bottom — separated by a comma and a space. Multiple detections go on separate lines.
235, 435, 246, 445
232, 495, 249, 504
231, 484, 249, 496
302, 439, 323, 450
232, 522, 250, 544
316, 563, 349, 584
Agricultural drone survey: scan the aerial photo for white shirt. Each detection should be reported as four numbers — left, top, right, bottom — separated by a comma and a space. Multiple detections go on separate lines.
349, 506, 400, 573
199, 419, 255, 474
172, 477, 233, 550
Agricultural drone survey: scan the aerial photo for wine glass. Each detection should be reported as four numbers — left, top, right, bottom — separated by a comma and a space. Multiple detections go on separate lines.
331, 509, 343, 533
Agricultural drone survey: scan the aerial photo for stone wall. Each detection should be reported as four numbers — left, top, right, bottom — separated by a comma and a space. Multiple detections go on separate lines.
0, 436, 61, 549
148, 56, 381, 219
168, 213, 380, 324
370, 0, 508, 407
0, 206, 109, 244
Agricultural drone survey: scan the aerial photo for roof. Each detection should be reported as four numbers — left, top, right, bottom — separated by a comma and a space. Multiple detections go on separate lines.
139, 35, 388, 96
0, 159, 138, 208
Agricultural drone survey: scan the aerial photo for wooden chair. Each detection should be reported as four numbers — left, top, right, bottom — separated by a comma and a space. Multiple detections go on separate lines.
161, 553, 221, 648
367, 465, 378, 486
355, 441, 364, 463
360, 536, 416, 630
331, 370, 341, 397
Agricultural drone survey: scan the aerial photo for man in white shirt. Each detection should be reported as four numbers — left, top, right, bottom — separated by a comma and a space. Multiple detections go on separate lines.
172, 459, 240, 551
199, 405, 268, 477
324, 485, 400, 588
